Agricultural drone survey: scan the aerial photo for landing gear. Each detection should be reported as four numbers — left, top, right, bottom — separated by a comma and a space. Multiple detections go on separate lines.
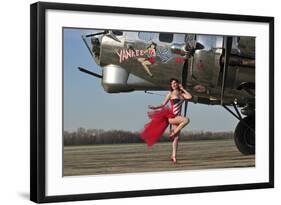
223, 102, 255, 155
234, 115, 255, 155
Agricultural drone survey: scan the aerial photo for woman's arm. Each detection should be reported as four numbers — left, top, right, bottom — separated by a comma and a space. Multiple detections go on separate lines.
149, 92, 171, 109
179, 84, 192, 100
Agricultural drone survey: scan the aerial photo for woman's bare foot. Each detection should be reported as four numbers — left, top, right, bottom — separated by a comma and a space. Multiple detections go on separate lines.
147, 71, 153, 77
170, 156, 177, 164
169, 129, 178, 138
169, 129, 175, 139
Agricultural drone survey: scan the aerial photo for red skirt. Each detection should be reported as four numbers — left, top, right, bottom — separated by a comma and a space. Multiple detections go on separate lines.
147, 57, 155, 64
140, 107, 175, 147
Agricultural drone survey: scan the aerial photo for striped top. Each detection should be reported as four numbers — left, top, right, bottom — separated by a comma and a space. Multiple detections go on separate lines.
170, 98, 184, 116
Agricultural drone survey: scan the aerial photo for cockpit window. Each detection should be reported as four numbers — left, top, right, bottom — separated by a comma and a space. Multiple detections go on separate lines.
138, 32, 156, 41
112, 30, 123, 36
159, 33, 173, 43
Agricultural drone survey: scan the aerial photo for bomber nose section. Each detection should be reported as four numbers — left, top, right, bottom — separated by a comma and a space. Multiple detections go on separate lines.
81, 31, 107, 65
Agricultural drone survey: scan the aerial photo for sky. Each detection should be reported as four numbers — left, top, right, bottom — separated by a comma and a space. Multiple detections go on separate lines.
63, 28, 238, 132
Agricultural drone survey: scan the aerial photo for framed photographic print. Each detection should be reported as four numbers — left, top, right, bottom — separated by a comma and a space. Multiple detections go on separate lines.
30, 1, 274, 203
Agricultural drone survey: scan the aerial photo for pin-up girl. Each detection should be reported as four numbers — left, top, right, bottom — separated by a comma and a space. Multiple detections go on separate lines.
137, 42, 157, 77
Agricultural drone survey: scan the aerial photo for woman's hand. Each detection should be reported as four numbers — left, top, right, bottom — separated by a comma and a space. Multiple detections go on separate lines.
179, 84, 184, 90
179, 84, 192, 100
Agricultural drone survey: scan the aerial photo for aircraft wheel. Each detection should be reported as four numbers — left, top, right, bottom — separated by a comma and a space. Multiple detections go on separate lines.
234, 115, 255, 155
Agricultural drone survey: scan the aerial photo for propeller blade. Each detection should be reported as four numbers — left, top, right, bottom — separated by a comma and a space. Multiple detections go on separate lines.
181, 56, 189, 117
220, 36, 233, 104
183, 101, 188, 117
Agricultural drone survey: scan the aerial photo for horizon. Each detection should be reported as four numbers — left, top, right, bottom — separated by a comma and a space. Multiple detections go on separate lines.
63, 127, 235, 133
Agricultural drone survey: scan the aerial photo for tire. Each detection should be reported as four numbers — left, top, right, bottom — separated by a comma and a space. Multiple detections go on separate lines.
234, 116, 255, 155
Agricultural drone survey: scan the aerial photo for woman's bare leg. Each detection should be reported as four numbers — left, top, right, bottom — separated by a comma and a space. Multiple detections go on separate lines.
137, 58, 152, 76
171, 136, 179, 163
168, 116, 189, 137
141, 61, 153, 76
137, 58, 145, 63
171, 123, 180, 163
168, 121, 183, 164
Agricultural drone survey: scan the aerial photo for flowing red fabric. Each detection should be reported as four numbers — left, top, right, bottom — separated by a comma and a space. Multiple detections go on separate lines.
140, 107, 175, 147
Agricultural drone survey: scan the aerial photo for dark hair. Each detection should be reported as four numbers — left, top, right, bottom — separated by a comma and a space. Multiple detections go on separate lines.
147, 42, 157, 50
169, 78, 180, 91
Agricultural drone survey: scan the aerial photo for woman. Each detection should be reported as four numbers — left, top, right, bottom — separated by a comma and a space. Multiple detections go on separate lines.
137, 42, 157, 77
140, 78, 192, 163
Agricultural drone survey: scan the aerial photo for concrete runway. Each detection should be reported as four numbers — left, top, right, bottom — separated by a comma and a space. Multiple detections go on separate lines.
63, 139, 255, 176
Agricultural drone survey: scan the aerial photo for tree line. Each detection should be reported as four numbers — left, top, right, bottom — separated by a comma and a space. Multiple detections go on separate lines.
64, 128, 234, 146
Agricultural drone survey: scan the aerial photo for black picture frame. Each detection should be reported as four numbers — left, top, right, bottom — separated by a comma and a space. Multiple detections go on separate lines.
30, 1, 274, 203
